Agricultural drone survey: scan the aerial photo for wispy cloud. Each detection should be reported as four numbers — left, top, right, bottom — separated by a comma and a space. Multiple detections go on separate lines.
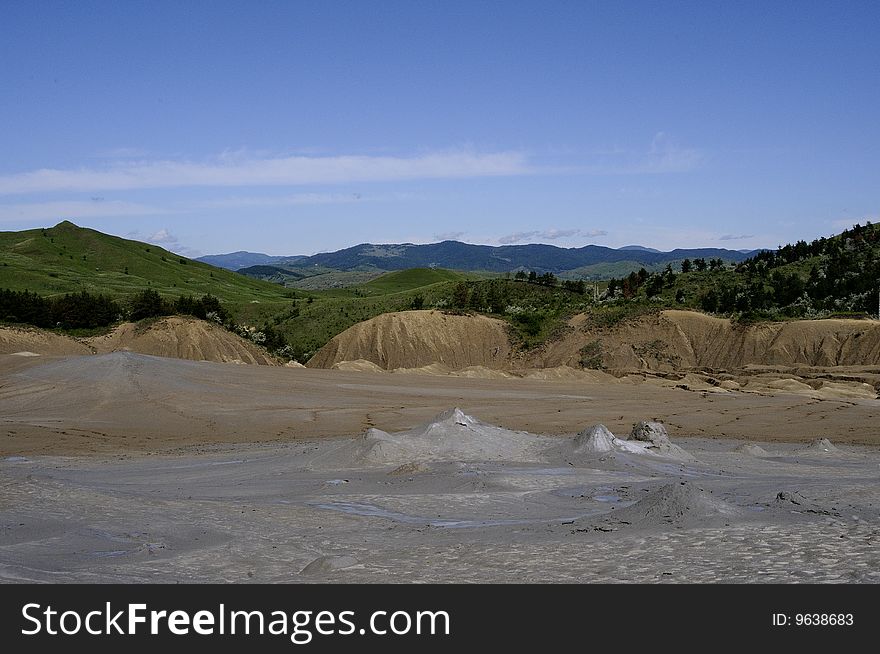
0, 199, 167, 223
146, 228, 178, 245
579, 132, 703, 175
642, 132, 703, 173
497, 228, 607, 244
0, 149, 531, 196
434, 231, 465, 241
137, 228, 201, 258
193, 192, 367, 210
719, 233, 755, 241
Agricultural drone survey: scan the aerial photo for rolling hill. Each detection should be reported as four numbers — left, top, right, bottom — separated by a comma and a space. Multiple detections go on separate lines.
0, 221, 291, 307
360, 268, 464, 293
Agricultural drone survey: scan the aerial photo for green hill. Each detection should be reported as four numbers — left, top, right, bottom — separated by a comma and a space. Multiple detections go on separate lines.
361, 267, 464, 294
601, 221, 880, 320
0, 221, 291, 309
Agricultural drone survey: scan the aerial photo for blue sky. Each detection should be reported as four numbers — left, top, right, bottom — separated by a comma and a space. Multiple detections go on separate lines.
1, 1, 877, 256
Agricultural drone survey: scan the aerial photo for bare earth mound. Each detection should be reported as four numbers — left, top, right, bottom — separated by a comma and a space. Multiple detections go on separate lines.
734, 443, 771, 457
88, 317, 277, 365
0, 326, 91, 356
304, 309, 880, 399
315, 407, 543, 468
600, 481, 741, 528
307, 310, 511, 370
533, 310, 880, 371
1, 317, 276, 365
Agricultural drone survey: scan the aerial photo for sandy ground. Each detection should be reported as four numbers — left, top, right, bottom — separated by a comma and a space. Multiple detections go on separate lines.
2, 352, 879, 457
2, 352, 878, 583
1, 415, 878, 583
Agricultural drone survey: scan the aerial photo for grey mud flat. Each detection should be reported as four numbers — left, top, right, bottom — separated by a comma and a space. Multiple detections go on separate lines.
1, 434, 879, 583
1, 353, 879, 583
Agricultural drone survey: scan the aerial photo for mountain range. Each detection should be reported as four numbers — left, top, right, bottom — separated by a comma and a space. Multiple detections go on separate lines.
197, 240, 760, 280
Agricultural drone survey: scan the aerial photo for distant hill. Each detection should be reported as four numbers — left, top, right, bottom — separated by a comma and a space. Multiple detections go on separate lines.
274, 240, 758, 277
0, 221, 290, 305
196, 251, 305, 270
619, 245, 662, 253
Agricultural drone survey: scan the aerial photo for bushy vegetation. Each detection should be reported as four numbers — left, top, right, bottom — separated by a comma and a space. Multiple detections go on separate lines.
598, 222, 880, 321
723, 222, 880, 317
128, 289, 229, 323
1, 287, 231, 332
0, 288, 121, 329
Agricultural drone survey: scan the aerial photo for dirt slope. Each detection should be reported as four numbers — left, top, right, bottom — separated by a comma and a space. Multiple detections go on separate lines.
308, 308, 880, 373
0, 326, 92, 356
0, 317, 277, 365
88, 317, 277, 365
307, 310, 511, 370
529, 310, 880, 371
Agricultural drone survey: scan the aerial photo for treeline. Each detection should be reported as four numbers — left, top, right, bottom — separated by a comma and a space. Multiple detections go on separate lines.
0, 288, 229, 330
438, 277, 590, 314
127, 289, 229, 323
0, 289, 121, 329
597, 222, 880, 318
739, 222, 879, 272
708, 222, 880, 316
513, 270, 588, 294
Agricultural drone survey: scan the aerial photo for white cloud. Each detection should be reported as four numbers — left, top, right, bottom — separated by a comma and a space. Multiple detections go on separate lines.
0, 199, 167, 223
497, 228, 606, 244
146, 228, 178, 245
0, 149, 531, 195
434, 231, 466, 241
497, 231, 539, 244
143, 228, 202, 258
719, 233, 755, 241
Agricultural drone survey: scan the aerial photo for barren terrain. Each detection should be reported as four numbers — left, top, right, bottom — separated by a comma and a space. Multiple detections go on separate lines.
2, 309, 879, 583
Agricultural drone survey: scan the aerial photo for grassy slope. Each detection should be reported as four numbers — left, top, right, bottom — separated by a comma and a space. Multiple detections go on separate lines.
360, 268, 464, 293
0, 222, 292, 318
269, 269, 471, 359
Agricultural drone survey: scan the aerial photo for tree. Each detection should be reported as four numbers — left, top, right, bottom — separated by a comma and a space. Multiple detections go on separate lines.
486, 281, 505, 313
606, 278, 619, 297
645, 274, 664, 297
700, 289, 719, 313
538, 272, 556, 286
680, 259, 692, 273
129, 289, 167, 321
451, 282, 469, 309
621, 277, 634, 299
694, 258, 707, 272
468, 286, 485, 310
